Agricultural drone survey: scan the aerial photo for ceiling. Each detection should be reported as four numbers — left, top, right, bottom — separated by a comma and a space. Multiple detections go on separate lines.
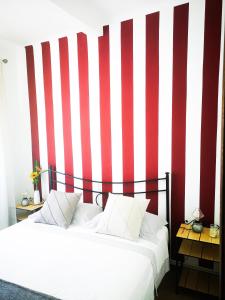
0, 0, 187, 46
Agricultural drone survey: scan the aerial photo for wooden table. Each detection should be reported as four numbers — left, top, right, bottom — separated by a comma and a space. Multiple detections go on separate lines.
176, 223, 220, 297
16, 203, 44, 221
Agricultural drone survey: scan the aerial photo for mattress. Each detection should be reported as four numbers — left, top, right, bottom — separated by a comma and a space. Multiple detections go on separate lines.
0, 220, 169, 300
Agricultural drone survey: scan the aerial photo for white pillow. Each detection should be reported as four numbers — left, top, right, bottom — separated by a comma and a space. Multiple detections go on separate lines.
140, 212, 168, 240
84, 212, 103, 229
96, 193, 150, 241
31, 190, 81, 228
71, 202, 102, 225
87, 210, 167, 240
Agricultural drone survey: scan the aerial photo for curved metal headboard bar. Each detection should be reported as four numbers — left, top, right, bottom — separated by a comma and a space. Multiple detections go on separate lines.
50, 179, 166, 195
49, 167, 166, 184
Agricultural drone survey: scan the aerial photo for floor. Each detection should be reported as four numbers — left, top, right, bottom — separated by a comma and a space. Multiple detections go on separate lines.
157, 267, 217, 300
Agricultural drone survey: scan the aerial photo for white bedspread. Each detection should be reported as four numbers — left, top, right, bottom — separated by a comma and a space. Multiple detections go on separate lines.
0, 221, 169, 300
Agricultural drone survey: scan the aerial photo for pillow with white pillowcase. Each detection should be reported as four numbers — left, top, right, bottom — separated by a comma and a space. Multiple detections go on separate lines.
86, 210, 167, 240
96, 193, 150, 241
84, 212, 103, 229
140, 212, 168, 240
71, 202, 103, 225
30, 190, 81, 228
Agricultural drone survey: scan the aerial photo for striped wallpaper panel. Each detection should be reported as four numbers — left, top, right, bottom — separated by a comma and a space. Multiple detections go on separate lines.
25, 0, 223, 237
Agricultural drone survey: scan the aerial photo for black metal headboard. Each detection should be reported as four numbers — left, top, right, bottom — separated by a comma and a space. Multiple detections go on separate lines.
48, 166, 170, 231
48, 167, 171, 254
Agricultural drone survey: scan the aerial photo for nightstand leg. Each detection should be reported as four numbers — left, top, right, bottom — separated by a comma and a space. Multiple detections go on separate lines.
175, 256, 179, 294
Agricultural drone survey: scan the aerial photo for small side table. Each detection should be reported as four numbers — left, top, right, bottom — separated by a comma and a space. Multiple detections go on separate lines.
16, 203, 43, 222
176, 223, 220, 297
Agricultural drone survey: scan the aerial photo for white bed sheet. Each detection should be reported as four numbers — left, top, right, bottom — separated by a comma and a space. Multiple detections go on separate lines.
0, 220, 169, 300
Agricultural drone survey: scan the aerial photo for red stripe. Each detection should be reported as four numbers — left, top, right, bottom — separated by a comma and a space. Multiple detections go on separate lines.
25, 46, 40, 167
98, 26, 112, 206
77, 33, 93, 202
200, 0, 222, 225
59, 37, 74, 192
171, 4, 189, 246
25, 46, 42, 196
146, 12, 159, 214
121, 20, 134, 196
41, 42, 57, 190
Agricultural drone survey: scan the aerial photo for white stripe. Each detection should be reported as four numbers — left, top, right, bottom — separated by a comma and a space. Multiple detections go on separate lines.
67, 34, 83, 194
214, 0, 225, 224
33, 43, 49, 200
133, 16, 146, 198
88, 33, 102, 202
110, 22, 123, 193
158, 7, 173, 220
50, 39, 65, 192
185, 0, 205, 221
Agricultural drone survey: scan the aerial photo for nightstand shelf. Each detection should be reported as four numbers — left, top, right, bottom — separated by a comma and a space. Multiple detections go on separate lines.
179, 268, 219, 297
16, 203, 43, 221
177, 223, 220, 244
176, 224, 220, 298
17, 213, 31, 222
179, 239, 220, 262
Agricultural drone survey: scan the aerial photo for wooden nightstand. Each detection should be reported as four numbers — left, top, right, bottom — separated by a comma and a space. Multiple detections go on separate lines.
176, 223, 220, 297
16, 203, 43, 221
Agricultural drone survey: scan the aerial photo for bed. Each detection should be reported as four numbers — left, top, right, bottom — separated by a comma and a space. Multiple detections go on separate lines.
0, 169, 170, 300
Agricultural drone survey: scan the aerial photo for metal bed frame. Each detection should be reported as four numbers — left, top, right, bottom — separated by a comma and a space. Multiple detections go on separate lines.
48, 166, 170, 234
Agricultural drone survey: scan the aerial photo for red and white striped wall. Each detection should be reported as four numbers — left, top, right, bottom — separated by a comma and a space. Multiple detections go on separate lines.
25, 0, 223, 234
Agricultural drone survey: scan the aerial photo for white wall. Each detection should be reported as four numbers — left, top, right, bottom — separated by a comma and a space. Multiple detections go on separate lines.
0, 39, 33, 204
